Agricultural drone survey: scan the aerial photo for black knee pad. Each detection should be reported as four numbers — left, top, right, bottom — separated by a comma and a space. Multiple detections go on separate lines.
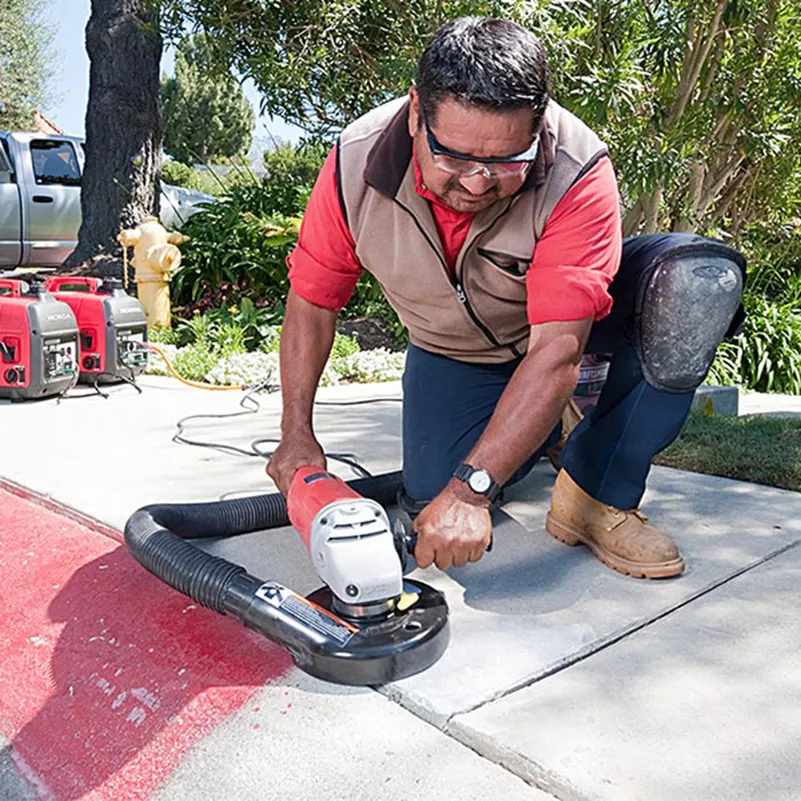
632, 240, 746, 393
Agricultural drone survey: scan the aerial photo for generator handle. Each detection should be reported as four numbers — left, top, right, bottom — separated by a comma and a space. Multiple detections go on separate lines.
44, 276, 102, 293
0, 280, 22, 297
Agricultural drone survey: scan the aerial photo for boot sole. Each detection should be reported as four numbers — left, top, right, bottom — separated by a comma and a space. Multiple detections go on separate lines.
545, 513, 685, 579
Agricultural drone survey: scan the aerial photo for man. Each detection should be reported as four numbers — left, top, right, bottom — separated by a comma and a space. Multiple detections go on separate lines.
267, 17, 744, 579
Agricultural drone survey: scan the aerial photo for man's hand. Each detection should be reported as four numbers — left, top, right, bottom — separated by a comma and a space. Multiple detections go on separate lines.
413, 480, 492, 570
266, 431, 326, 495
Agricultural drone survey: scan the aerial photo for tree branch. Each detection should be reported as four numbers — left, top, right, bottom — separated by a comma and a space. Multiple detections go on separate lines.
699, 152, 747, 215
698, 35, 724, 103
714, 170, 750, 221
643, 185, 664, 233
667, 0, 728, 126
622, 197, 645, 237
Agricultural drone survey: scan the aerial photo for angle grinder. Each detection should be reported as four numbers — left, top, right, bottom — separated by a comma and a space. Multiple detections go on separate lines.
124, 468, 449, 685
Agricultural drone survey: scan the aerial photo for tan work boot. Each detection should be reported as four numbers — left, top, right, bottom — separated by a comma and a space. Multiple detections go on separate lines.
546, 469, 685, 578
546, 398, 584, 471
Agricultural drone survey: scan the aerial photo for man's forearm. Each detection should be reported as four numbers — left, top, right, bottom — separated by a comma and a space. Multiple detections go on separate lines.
461, 323, 590, 488
279, 290, 338, 435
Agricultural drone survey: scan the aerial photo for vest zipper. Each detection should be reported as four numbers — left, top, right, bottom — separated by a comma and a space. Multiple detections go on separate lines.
394, 199, 501, 349
454, 280, 503, 347
456, 201, 523, 357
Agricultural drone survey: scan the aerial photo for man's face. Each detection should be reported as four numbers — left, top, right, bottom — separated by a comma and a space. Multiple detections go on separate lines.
408, 87, 537, 214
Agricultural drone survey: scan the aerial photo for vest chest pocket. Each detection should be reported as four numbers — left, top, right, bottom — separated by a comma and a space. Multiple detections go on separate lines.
476, 247, 530, 278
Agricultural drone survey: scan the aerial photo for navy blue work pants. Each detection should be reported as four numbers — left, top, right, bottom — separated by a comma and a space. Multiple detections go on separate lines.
401, 234, 707, 511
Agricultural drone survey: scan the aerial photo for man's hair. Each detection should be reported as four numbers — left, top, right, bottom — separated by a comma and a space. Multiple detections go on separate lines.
415, 17, 551, 129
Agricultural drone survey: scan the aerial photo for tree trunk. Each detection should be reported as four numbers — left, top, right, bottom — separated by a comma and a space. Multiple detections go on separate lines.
63, 0, 162, 269
622, 198, 645, 237
642, 186, 663, 234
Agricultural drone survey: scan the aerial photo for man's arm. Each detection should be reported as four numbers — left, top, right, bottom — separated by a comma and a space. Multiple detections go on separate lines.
266, 290, 338, 494
460, 317, 592, 484
267, 145, 362, 494
413, 317, 592, 570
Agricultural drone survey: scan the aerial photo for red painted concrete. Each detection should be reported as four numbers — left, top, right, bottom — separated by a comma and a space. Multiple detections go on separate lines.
0, 487, 292, 800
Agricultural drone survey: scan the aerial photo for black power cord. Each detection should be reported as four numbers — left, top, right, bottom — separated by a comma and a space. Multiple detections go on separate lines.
171, 380, 403, 479
172, 384, 272, 457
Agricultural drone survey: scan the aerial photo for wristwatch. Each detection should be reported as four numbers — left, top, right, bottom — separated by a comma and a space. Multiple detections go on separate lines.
453, 463, 501, 503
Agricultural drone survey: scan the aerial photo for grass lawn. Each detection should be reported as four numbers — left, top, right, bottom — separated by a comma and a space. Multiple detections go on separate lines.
655, 410, 801, 492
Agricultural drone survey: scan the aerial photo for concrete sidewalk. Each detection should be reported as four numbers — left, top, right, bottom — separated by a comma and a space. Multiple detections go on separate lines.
740, 389, 801, 417
1, 376, 800, 800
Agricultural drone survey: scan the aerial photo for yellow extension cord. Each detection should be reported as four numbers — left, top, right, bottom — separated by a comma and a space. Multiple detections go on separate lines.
145, 342, 244, 391
120, 241, 241, 391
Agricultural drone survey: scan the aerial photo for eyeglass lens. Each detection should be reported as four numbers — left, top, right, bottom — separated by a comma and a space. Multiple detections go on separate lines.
432, 154, 530, 177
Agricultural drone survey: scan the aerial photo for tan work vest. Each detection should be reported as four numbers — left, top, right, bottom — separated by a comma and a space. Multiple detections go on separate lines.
337, 97, 609, 363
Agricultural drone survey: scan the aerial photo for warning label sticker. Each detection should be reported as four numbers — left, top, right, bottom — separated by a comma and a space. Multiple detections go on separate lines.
281, 595, 355, 646
256, 582, 356, 647
255, 581, 291, 608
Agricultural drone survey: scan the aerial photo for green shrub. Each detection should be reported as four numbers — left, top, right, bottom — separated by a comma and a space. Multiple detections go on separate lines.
331, 330, 360, 359
165, 146, 321, 315
343, 273, 406, 345
194, 297, 284, 352
172, 341, 220, 381
708, 294, 801, 393
171, 180, 300, 310
147, 336, 403, 387
162, 160, 196, 188
147, 323, 181, 346
145, 305, 370, 386
162, 158, 257, 197
262, 141, 328, 216
739, 220, 801, 308
702, 219, 801, 394
167, 140, 408, 344
153, 309, 249, 382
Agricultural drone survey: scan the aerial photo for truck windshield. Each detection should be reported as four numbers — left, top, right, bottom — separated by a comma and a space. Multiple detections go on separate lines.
30, 140, 81, 187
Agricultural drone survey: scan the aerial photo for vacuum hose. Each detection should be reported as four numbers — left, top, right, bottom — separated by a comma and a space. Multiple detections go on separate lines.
124, 470, 451, 685
124, 471, 403, 614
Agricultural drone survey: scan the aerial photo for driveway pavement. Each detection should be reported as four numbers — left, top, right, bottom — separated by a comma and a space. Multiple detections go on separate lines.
1, 376, 799, 800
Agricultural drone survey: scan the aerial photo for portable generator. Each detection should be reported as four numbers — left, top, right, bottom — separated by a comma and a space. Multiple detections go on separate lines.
44, 276, 148, 385
0, 279, 79, 400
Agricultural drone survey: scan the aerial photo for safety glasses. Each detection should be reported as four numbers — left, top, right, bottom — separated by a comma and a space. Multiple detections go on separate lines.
421, 107, 539, 179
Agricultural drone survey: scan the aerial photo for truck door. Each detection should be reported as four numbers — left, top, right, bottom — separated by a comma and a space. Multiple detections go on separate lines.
21, 138, 82, 267
0, 138, 22, 268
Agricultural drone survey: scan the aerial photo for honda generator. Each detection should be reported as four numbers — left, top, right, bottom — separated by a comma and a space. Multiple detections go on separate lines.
44, 276, 148, 385
0, 279, 79, 400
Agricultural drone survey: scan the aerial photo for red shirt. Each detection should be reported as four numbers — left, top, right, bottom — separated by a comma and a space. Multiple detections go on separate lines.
287, 145, 621, 325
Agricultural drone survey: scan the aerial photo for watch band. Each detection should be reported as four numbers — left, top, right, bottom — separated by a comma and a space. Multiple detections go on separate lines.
453, 463, 501, 503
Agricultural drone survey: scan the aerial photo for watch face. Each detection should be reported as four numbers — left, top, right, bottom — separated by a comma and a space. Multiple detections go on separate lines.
468, 469, 492, 493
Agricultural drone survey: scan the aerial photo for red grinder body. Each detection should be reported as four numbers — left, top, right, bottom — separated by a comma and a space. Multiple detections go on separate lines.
286, 466, 365, 549
285, 466, 405, 609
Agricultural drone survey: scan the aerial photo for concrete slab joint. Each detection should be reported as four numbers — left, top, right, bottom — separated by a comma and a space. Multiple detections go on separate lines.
448, 541, 801, 801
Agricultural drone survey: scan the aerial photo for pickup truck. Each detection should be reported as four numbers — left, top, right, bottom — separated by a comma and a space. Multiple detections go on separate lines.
0, 131, 214, 269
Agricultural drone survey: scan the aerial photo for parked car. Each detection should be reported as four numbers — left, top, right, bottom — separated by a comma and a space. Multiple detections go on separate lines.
0, 131, 215, 269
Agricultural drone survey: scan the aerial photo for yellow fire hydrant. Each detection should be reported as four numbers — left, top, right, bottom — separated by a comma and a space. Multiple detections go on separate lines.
117, 216, 189, 328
